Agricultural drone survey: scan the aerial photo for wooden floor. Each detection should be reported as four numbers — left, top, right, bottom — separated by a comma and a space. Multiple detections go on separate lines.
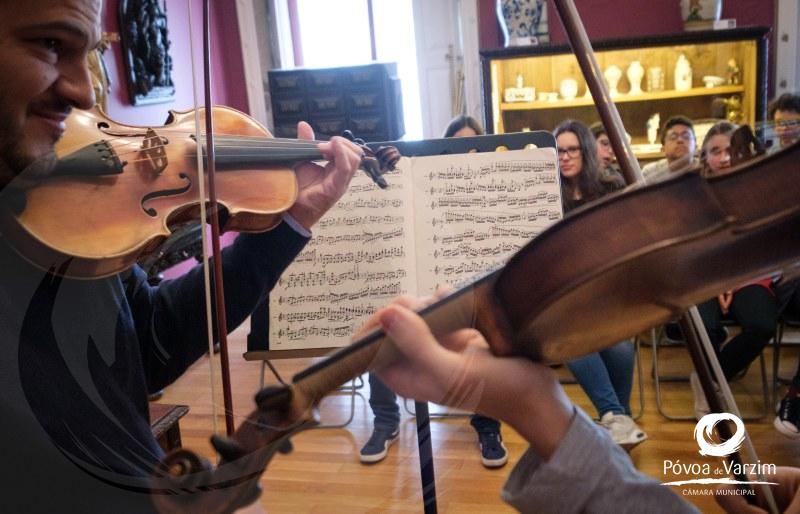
156, 325, 800, 514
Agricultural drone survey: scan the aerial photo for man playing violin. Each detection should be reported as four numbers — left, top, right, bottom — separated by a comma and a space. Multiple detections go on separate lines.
0, 1, 363, 512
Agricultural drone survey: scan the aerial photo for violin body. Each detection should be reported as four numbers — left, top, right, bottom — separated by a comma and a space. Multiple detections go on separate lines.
489, 140, 800, 361
0, 106, 297, 278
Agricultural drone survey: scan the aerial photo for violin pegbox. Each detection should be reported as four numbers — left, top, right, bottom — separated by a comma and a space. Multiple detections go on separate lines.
341, 130, 400, 189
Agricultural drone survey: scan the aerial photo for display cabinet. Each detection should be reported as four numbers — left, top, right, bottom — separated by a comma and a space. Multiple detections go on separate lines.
268, 62, 404, 142
481, 27, 769, 159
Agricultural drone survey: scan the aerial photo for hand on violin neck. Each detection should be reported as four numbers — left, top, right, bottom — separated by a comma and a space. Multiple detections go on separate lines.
287, 121, 362, 230
366, 293, 573, 461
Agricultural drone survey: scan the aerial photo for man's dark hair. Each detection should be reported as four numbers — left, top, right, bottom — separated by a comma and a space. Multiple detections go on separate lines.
660, 115, 694, 145
589, 121, 606, 139
768, 93, 800, 119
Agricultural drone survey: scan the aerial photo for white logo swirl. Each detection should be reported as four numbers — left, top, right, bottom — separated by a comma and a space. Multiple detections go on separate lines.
694, 413, 746, 457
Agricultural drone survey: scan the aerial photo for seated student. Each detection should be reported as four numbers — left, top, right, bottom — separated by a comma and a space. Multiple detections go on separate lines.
774, 277, 800, 436
588, 121, 626, 186
688, 121, 779, 419
768, 93, 800, 152
555, 120, 646, 449
641, 115, 700, 184
360, 114, 507, 468
364, 293, 800, 514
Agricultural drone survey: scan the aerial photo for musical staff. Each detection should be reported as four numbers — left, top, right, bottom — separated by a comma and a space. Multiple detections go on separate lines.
414, 149, 561, 288
270, 149, 561, 351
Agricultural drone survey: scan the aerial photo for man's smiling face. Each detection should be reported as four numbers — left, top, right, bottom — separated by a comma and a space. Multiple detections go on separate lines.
0, 0, 100, 188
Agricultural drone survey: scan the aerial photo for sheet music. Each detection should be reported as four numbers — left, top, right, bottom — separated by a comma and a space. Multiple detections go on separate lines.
412, 149, 561, 293
269, 165, 418, 350
269, 148, 561, 350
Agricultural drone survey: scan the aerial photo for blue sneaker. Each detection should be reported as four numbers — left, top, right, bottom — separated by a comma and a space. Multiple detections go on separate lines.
477, 430, 508, 468
359, 427, 399, 463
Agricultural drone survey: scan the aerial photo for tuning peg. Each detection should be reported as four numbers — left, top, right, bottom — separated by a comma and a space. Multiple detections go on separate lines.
254, 384, 293, 410
211, 434, 247, 462
341, 129, 366, 146
277, 439, 293, 454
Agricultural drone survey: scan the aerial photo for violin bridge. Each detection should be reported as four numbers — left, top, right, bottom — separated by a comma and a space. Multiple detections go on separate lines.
141, 128, 168, 175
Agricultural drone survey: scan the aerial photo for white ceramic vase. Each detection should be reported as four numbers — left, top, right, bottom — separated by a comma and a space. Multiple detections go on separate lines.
674, 54, 693, 91
604, 65, 622, 97
559, 79, 578, 100
627, 61, 644, 95
497, 0, 549, 46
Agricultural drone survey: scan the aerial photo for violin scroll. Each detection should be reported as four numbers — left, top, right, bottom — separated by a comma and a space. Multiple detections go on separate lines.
342, 130, 400, 189
151, 383, 319, 514
730, 125, 766, 166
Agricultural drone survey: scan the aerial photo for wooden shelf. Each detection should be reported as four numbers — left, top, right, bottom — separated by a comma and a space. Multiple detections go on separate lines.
500, 85, 745, 111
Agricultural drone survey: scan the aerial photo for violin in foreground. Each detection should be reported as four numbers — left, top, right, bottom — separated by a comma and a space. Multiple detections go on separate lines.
152, 140, 800, 513
0, 106, 399, 279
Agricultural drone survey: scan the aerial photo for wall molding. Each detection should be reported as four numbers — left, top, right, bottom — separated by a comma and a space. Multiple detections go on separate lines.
235, 0, 269, 125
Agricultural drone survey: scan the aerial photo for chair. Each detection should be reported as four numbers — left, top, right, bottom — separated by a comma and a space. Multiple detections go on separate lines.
772, 313, 800, 402
652, 321, 770, 421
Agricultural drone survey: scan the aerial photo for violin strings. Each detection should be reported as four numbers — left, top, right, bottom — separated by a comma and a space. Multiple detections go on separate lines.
127, 126, 333, 146
103, 137, 327, 162
107, 148, 329, 167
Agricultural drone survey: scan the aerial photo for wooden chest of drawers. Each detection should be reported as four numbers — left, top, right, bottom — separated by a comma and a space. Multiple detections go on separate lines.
268, 62, 404, 142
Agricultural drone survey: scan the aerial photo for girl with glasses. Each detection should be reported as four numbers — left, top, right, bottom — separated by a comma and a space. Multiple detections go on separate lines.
552, 119, 646, 450
553, 120, 625, 212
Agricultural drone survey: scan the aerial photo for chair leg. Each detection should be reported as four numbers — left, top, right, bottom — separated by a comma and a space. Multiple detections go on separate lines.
652, 327, 695, 421
632, 336, 645, 421
773, 320, 791, 402
316, 378, 365, 429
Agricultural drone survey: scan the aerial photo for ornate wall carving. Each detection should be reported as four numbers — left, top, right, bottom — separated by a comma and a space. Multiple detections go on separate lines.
119, 0, 175, 105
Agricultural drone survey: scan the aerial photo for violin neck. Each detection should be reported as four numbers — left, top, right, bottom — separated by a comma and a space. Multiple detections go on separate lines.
291, 270, 500, 404
207, 136, 325, 170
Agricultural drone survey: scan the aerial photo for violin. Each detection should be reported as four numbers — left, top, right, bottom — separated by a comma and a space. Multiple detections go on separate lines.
0, 106, 399, 279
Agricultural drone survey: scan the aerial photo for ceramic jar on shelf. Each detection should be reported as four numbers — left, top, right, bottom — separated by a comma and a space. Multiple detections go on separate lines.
604, 65, 622, 97
559, 79, 578, 100
497, 0, 549, 46
627, 61, 644, 95
674, 54, 693, 91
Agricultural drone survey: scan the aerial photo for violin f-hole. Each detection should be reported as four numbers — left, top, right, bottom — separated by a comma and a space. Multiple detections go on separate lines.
140, 172, 192, 217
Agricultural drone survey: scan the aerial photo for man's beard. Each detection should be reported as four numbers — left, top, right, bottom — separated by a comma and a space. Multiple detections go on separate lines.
0, 95, 60, 190
0, 138, 57, 191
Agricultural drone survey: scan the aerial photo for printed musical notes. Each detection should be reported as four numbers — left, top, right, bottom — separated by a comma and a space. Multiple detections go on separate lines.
270, 165, 417, 350
413, 149, 561, 290
269, 148, 561, 350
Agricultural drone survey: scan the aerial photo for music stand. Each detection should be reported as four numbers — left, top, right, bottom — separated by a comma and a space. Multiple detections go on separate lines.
244, 130, 557, 514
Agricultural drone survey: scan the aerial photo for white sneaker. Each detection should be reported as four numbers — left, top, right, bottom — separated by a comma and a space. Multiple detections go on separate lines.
599, 412, 647, 451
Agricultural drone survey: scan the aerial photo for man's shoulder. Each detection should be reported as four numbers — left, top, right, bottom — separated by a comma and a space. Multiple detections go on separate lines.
641, 159, 669, 183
